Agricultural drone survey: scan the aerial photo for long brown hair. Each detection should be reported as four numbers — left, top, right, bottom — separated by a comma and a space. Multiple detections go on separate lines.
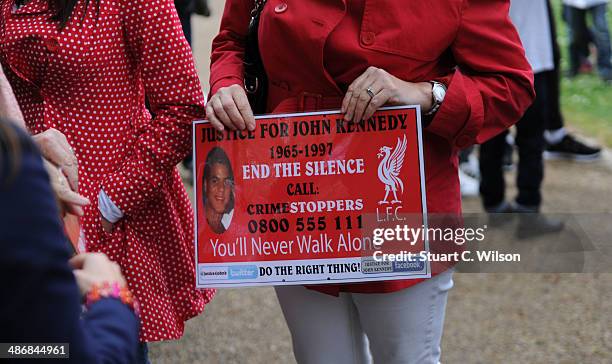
0, 119, 22, 186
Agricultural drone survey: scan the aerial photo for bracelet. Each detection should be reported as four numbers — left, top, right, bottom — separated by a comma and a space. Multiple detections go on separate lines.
85, 282, 140, 316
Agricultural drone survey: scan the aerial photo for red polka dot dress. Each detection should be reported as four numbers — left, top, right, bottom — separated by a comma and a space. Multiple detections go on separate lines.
0, 0, 215, 341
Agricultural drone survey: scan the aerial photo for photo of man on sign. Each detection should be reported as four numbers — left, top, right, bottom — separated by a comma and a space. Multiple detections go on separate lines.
202, 146, 235, 234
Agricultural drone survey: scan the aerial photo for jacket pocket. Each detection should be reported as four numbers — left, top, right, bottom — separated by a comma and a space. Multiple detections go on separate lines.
360, 0, 461, 61
80, 181, 127, 262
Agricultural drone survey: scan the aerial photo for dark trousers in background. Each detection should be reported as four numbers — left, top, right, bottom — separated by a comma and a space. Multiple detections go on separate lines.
175, 0, 194, 169
547, 0, 564, 131
565, 4, 612, 79
562, 4, 594, 72
175, 0, 193, 45
479, 72, 550, 209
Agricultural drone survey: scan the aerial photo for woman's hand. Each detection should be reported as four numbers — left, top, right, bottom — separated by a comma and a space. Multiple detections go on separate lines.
341, 66, 434, 123
33, 128, 79, 193
43, 159, 90, 217
206, 84, 256, 131
36, 128, 89, 216
69, 253, 127, 296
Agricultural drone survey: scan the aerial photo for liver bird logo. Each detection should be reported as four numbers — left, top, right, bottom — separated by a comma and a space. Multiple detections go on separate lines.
377, 135, 407, 204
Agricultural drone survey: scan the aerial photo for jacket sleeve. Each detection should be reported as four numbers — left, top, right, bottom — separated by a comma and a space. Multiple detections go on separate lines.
0, 124, 139, 363
209, 0, 252, 96
427, 0, 535, 149
101, 0, 206, 216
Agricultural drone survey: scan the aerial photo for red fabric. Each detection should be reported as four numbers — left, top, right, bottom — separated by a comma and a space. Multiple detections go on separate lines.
0, 0, 214, 341
323, 0, 367, 89
211, 0, 534, 295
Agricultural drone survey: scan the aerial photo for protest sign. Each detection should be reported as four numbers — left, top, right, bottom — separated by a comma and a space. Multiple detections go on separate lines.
194, 106, 430, 287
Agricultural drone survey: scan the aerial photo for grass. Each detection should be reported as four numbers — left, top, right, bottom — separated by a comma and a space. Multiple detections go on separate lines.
550, 0, 612, 146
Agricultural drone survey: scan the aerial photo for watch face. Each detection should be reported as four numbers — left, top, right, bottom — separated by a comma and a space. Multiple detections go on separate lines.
433, 84, 446, 101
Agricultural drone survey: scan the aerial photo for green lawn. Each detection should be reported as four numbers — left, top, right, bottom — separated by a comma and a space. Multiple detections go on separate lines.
551, 0, 612, 146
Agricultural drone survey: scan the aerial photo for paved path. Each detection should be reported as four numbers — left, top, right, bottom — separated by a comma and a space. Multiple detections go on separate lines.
149, 3, 612, 363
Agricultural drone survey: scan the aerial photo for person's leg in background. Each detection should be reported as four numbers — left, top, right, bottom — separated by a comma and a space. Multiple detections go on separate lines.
275, 286, 371, 364
353, 270, 454, 364
194, 0, 211, 17
480, 69, 562, 234
174, 0, 196, 176
565, 6, 589, 78
514, 71, 564, 236
545, 0, 602, 160
479, 87, 544, 214
514, 72, 546, 211
479, 130, 510, 213
589, 4, 612, 82
175, 0, 194, 45
549, 0, 567, 135
562, 4, 593, 74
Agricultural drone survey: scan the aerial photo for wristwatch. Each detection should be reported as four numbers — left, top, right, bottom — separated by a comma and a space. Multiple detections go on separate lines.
425, 81, 447, 116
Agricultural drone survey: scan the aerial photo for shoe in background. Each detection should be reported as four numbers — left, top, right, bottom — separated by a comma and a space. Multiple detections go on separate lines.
460, 152, 480, 180
459, 169, 479, 197
512, 202, 564, 240
544, 134, 601, 161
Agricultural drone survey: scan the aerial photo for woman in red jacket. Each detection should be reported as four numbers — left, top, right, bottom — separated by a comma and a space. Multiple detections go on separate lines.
208, 1, 534, 362
0, 0, 215, 358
